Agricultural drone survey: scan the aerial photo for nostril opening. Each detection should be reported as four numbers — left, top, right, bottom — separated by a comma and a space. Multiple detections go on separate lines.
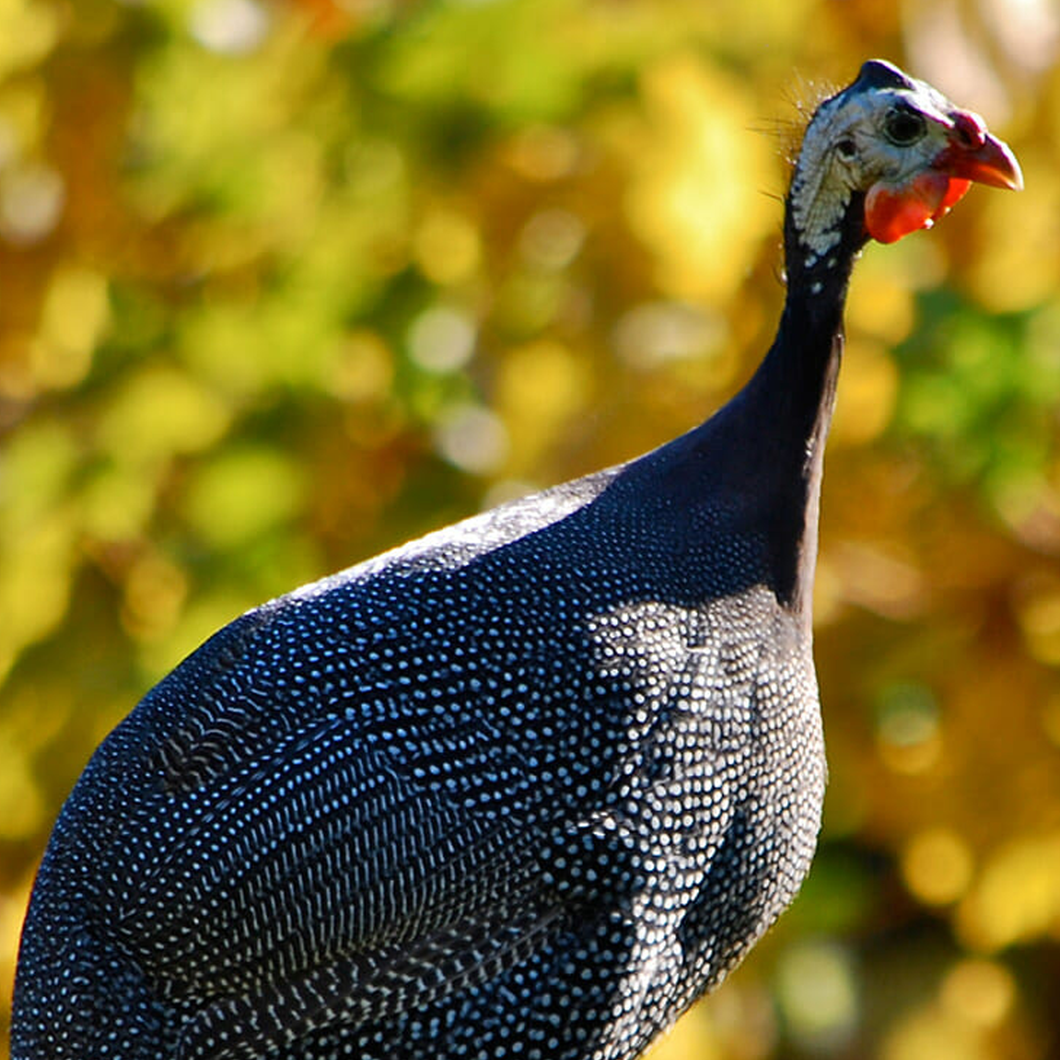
953, 111, 986, 148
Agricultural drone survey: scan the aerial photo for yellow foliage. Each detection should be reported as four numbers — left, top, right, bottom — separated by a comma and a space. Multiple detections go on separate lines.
0, 512, 75, 686
831, 338, 899, 445
623, 54, 778, 304
881, 1001, 991, 1060
498, 339, 592, 472
329, 330, 395, 402
941, 960, 1015, 1029
414, 208, 482, 285
122, 551, 189, 643
968, 153, 1060, 313
957, 832, 1060, 952
0, 0, 57, 80
181, 447, 305, 548
848, 257, 917, 344
901, 827, 975, 906
98, 366, 231, 464
31, 267, 110, 389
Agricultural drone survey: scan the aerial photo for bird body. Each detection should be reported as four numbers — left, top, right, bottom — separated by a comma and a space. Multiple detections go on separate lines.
12, 60, 1020, 1060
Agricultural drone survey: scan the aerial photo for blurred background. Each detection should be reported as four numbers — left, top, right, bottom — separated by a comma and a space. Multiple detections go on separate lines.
1, 0, 1058, 1056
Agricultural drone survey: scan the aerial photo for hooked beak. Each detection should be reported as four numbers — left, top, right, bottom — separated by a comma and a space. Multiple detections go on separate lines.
864, 105, 1022, 245
935, 111, 1023, 191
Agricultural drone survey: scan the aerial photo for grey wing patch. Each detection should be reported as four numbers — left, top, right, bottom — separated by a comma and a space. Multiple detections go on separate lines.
149, 706, 259, 795
115, 710, 538, 1006
144, 607, 283, 796
175, 902, 565, 1060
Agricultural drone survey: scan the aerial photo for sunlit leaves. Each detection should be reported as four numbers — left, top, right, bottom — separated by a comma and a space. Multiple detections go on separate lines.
0, 0, 58, 81
0, 423, 78, 683
99, 365, 231, 463
774, 940, 858, 1051
497, 339, 592, 473
374, 0, 595, 125
895, 296, 1060, 515
623, 56, 777, 304
901, 827, 976, 907
181, 445, 305, 547
956, 832, 1060, 952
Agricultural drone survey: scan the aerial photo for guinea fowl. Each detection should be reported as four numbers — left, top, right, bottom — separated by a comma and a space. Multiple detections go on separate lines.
13, 60, 1020, 1060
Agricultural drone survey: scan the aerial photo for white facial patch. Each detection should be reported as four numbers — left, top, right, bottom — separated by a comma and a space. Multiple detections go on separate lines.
788, 94, 864, 262
788, 79, 954, 265
789, 164, 850, 261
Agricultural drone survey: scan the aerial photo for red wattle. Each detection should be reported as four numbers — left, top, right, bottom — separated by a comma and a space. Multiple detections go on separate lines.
865, 171, 968, 244
938, 177, 971, 213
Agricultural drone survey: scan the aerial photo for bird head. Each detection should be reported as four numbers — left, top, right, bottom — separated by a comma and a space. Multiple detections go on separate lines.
789, 59, 1022, 264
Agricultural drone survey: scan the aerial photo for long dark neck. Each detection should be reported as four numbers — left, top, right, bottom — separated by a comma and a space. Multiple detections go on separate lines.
614, 191, 869, 623
752, 193, 867, 455
730, 193, 868, 619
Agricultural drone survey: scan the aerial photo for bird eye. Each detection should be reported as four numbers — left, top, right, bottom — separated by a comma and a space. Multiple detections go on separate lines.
836, 138, 856, 159
884, 105, 926, 146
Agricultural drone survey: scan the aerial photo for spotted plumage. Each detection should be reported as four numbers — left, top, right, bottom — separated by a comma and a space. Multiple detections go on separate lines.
12, 60, 1020, 1060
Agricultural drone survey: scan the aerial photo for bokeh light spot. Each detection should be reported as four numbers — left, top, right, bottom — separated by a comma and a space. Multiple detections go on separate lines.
941, 958, 1015, 1029
434, 403, 508, 475
408, 305, 477, 374
182, 447, 305, 548
775, 939, 858, 1050
957, 832, 1060, 951
0, 161, 63, 245
875, 682, 942, 774
901, 827, 974, 905
190, 0, 270, 54
414, 209, 482, 285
